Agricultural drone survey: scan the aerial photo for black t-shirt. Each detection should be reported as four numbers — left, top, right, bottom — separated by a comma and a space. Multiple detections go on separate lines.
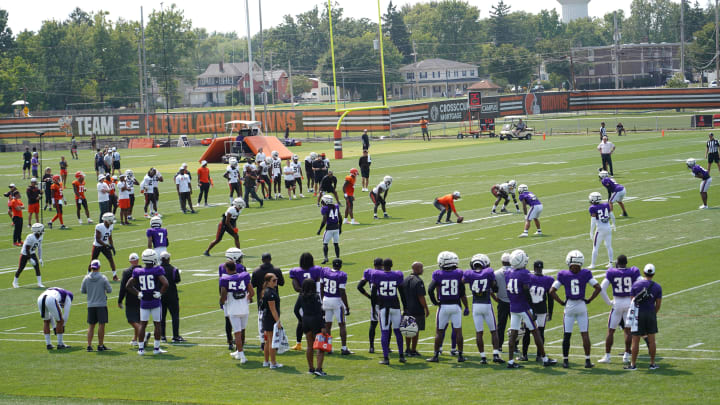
26, 186, 41, 204
319, 175, 337, 191
311, 159, 325, 176
358, 156, 370, 170
161, 263, 181, 300
251, 263, 285, 305
401, 275, 426, 315
244, 168, 257, 187
119, 266, 140, 308
42, 174, 53, 191
23, 151, 31, 163
294, 293, 323, 320
261, 287, 280, 320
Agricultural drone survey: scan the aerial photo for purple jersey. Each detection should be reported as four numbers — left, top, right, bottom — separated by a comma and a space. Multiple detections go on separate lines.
321, 203, 341, 230
589, 203, 612, 224
519, 191, 541, 206
322, 268, 348, 298
601, 177, 624, 193
220, 272, 251, 295
631, 279, 662, 312
431, 269, 464, 304
556, 269, 595, 300
605, 267, 640, 298
371, 270, 404, 308
218, 263, 247, 285
132, 266, 165, 309
146, 227, 168, 248
506, 268, 532, 312
692, 165, 710, 180
289, 266, 323, 283
48, 287, 74, 303
462, 268, 495, 304
528, 274, 554, 313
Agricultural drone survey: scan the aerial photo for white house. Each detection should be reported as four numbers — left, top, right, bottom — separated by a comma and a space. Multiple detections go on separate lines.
393, 58, 479, 100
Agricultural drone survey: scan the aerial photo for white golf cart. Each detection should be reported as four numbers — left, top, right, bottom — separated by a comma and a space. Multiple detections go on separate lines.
498, 116, 533, 141
222, 120, 263, 163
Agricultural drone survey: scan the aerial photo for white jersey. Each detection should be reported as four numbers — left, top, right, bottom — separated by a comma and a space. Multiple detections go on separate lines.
259, 161, 269, 176
97, 182, 110, 202
141, 175, 155, 193
21, 233, 43, 256
256, 152, 266, 164
93, 223, 114, 247
271, 158, 282, 176
113, 151, 120, 162
175, 173, 191, 193
283, 166, 295, 181
224, 206, 241, 222
117, 181, 130, 200
226, 165, 240, 183
372, 181, 389, 195
126, 177, 135, 194
291, 161, 302, 178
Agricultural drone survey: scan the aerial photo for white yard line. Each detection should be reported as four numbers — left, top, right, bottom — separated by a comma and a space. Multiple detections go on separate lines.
687, 342, 704, 349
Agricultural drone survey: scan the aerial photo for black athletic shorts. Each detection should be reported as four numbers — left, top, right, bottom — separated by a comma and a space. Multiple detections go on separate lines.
23, 162, 31, 170
633, 310, 658, 336
125, 305, 140, 323
709, 152, 719, 164
285, 179, 295, 188
360, 168, 370, 179
410, 312, 426, 331
87, 306, 109, 324
113, 161, 120, 169
302, 316, 323, 334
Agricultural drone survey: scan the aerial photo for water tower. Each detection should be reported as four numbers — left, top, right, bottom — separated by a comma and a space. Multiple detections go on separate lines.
557, 0, 590, 23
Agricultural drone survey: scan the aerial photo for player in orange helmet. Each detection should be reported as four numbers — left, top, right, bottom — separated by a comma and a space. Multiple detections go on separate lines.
48, 175, 66, 229
72, 172, 93, 225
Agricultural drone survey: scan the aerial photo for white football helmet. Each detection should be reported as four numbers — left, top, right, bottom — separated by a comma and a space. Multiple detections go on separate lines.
686, 158, 696, 168
271, 150, 279, 158
125, 169, 134, 178
321, 194, 334, 205
565, 249, 585, 267
225, 247, 244, 263
292, 154, 298, 160
589, 192, 602, 204
150, 216, 162, 228
310, 152, 318, 159
233, 198, 246, 210
507, 179, 517, 190
437, 251, 459, 269
509, 249, 529, 269
452, 191, 461, 199
643, 263, 656, 275
517, 184, 528, 194
160, 251, 171, 261
229, 157, 238, 166
31, 223, 45, 235
598, 170, 610, 179
470, 254, 490, 270
501, 252, 511, 264
499, 183, 509, 193
265, 157, 272, 164
102, 212, 115, 224
399, 315, 419, 338
383, 175, 393, 185
141, 248, 159, 266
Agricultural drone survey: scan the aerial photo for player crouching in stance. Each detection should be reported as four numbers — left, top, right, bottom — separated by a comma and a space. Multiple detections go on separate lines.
91, 213, 118, 281
370, 258, 406, 365
518, 184, 543, 237
322, 259, 353, 355
599, 170, 628, 216
37, 287, 74, 349
505, 249, 556, 368
204, 198, 244, 256
126, 249, 169, 355
588, 192, 615, 269
462, 254, 504, 364
220, 258, 254, 363
687, 158, 712, 209
491, 180, 520, 214
426, 251, 469, 363
13, 223, 45, 288
370, 176, 392, 220
598, 254, 640, 364
317, 195, 342, 265
549, 250, 602, 369
434, 191, 462, 224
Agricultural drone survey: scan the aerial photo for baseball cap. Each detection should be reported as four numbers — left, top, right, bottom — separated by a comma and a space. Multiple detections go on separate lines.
129, 253, 139, 262
160, 251, 171, 259
261, 252, 272, 261
643, 263, 656, 275
9, 183, 15, 188
201, 160, 208, 166
533, 260, 544, 271
321, 153, 326, 157
30, 178, 37, 183
90, 260, 101, 269
181, 163, 188, 168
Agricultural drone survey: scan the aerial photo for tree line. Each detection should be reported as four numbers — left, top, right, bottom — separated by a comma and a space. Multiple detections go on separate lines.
0, 0, 718, 113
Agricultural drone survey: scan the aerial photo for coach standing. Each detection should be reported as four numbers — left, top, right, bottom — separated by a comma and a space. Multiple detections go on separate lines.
598, 136, 615, 176
118, 253, 141, 347
358, 150, 371, 192
706, 133, 720, 175
197, 160, 213, 206
599, 122, 607, 141
361, 129, 370, 151
159, 251, 184, 343
625, 264, 662, 370
400, 262, 429, 357
494, 253, 512, 350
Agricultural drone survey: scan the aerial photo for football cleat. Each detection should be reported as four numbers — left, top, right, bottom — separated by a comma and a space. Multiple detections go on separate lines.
56, 344, 71, 350
480, 357, 488, 364
518, 232, 528, 238
383, 213, 389, 218
368, 346, 375, 354
500, 208, 508, 213
46, 344, 54, 350
314, 369, 327, 376
562, 359, 569, 368
517, 355, 529, 362
269, 363, 284, 369
543, 358, 558, 366
507, 362, 523, 369
426, 355, 439, 363
493, 355, 505, 364
649, 363, 659, 370
86, 345, 94, 352
598, 355, 611, 363
624, 364, 637, 370
154, 348, 168, 355
457, 354, 466, 363
341, 349, 354, 356
12, 280, 19, 288
37, 282, 45, 288
291, 343, 303, 351
399, 356, 407, 363
203, 251, 210, 257
378, 358, 390, 365
137, 349, 145, 356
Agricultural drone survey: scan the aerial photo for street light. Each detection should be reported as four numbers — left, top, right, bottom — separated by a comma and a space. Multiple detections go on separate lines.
340, 65, 346, 109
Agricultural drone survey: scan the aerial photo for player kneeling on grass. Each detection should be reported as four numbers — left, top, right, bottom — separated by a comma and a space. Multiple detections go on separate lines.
317, 195, 342, 265
13, 223, 45, 288
127, 249, 169, 355
204, 198, 244, 256
598, 254, 640, 364
370, 176, 392, 220
686, 158, 712, 209
518, 184, 543, 237
294, 278, 328, 376
342, 168, 359, 224
371, 258, 406, 365
549, 250, 602, 369
91, 212, 118, 281
322, 259, 353, 356
38, 287, 74, 350
462, 254, 504, 364
82, 260, 112, 352
220, 260, 255, 363
588, 192, 615, 269
434, 191, 462, 224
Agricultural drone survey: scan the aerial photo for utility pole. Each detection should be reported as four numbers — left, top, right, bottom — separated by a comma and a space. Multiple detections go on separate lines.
288, 60, 294, 108
570, 51, 576, 91
680, 0, 685, 80
269, 51, 274, 105
160, 2, 170, 137
244, 0, 255, 121
258, 0, 268, 133
614, 11, 619, 89
138, 34, 144, 116
716, 0, 719, 81
412, 41, 419, 99
141, 7, 149, 137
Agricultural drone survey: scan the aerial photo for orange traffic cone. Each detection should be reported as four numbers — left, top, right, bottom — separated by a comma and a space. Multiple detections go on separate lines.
543, 133, 546, 140
661, 129, 665, 137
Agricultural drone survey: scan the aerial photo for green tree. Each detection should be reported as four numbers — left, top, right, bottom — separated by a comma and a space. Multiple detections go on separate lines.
689, 22, 717, 72
624, 0, 681, 43
487, 43, 535, 89
0, 56, 43, 113
383, 1, 412, 63
665, 72, 688, 87
489, 0, 512, 45
289, 75, 313, 97
0, 8, 14, 54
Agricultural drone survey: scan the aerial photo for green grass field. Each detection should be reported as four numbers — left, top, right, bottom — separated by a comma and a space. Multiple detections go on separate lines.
0, 130, 718, 404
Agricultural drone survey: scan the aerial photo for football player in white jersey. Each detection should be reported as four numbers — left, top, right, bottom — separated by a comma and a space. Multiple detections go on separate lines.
141, 168, 159, 218
224, 157, 242, 204
91, 212, 117, 280
271, 151, 283, 199
204, 198, 245, 256
283, 160, 297, 199
370, 176, 392, 219
13, 223, 45, 288
258, 157, 272, 199
588, 192, 615, 269
291, 154, 304, 198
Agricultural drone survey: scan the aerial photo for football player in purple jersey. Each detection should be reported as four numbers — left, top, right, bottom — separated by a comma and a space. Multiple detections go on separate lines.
588, 192, 615, 269
220, 260, 255, 363
686, 158, 712, 209
146, 215, 169, 257
370, 258, 406, 365
219, 248, 245, 351
522, 260, 555, 362
598, 170, 628, 216
317, 195, 342, 264
549, 250, 602, 368
322, 259, 353, 355
598, 254, 640, 364
37, 287, 74, 349
462, 254, 504, 364
505, 250, 555, 368
357, 257, 385, 353
517, 184, 543, 237
426, 251, 469, 363
126, 249, 169, 355
625, 264, 662, 370
289, 252, 323, 351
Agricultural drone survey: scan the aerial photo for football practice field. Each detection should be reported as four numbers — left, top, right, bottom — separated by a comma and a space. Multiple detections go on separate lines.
0, 130, 718, 404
